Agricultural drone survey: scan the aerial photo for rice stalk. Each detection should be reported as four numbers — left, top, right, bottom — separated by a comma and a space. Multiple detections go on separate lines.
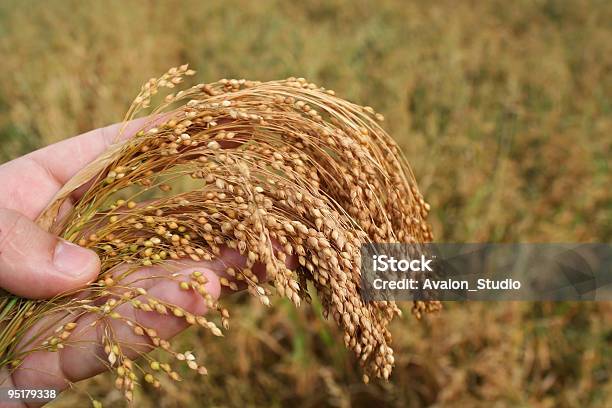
0, 65, 439, 402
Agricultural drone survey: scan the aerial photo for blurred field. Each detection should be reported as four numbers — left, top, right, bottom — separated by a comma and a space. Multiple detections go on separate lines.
0, 0, 611, 407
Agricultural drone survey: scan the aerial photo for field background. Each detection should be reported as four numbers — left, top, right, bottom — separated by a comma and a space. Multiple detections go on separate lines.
0, 0, 610, 406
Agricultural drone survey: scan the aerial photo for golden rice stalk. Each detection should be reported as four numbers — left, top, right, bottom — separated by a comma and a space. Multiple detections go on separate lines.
1, 66, 439, 399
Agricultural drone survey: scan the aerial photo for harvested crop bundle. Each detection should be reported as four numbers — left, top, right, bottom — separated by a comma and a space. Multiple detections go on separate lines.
0, 65, 439, 402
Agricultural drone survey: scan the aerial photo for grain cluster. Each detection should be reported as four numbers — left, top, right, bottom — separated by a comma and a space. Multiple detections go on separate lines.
2, 66, 439, 401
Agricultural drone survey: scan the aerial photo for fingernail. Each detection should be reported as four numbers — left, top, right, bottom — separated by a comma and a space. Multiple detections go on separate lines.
53, 240, 98, 278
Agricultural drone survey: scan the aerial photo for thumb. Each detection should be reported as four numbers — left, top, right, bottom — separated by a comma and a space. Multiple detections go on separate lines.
0, 208, 100, 299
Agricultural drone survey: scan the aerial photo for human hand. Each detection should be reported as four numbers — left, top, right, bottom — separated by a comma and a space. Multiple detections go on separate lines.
0, 120, 296, 406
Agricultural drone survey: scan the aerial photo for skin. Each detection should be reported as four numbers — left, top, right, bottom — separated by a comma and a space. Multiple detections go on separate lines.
0, 120, 297, 407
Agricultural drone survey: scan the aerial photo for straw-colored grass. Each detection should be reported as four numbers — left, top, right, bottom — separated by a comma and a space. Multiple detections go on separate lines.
0, 1, 610, 406
1, 67, 439, 404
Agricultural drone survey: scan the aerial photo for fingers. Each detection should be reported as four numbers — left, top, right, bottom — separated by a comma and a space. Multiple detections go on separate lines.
8, 265, 221, 401
0, 115, 254, 221
0, 118, 156, 219
27, 118, 156, 188
6, 244, 299, 397
0, 208, 100, 299
59, 267, 220, 382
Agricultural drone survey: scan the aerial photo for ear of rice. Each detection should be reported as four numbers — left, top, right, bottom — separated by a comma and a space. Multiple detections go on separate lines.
2, 66, 439, 400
